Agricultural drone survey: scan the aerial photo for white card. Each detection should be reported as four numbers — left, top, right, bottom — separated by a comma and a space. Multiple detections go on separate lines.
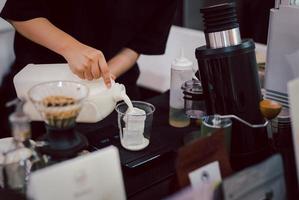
27, 146, 126, 200
188, 161, 222, 190
288, 78, 299, 184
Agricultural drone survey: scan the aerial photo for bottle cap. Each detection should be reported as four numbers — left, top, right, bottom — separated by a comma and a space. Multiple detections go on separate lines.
172, 49, 193, 70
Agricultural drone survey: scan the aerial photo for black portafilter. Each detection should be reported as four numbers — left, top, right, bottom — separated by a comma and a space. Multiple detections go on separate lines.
196, 3, 271, 170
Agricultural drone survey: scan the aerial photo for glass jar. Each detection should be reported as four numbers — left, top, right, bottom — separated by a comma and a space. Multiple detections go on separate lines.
181, 79, 206, 119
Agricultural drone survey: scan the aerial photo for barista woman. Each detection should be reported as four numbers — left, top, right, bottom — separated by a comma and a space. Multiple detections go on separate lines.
0, 0, 177, 137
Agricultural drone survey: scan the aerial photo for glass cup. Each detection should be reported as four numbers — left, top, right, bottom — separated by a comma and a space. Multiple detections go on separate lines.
115, 101, 155, 151
181, 79, 206, 119
28, 81, 89, 129
201, 115, 232, 152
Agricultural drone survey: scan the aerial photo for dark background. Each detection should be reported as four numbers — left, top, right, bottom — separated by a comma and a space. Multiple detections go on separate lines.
172, 0, 275, 44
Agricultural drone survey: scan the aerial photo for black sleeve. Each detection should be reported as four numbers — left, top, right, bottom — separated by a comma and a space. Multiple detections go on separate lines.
0, 0, 48, 21
127, 0, 177, 55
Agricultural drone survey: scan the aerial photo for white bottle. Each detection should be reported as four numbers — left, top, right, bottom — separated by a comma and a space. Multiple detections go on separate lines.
4, 99, 46, 193
169, 49, 194, 127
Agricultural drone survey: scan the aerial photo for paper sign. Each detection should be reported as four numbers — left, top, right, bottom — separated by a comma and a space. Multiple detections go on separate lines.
27, 146, 126, 200
188, 161, 222, 191
288, 78, 299, 185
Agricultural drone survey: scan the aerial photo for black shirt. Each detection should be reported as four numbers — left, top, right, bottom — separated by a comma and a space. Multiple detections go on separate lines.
0, 0, 177, 85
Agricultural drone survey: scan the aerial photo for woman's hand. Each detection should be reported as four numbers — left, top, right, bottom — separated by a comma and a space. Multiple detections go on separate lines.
62, 42, 111, 87
10, 18, 112, 87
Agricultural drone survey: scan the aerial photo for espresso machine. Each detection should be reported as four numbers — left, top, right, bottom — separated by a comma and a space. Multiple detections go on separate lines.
196, 3, 271, 169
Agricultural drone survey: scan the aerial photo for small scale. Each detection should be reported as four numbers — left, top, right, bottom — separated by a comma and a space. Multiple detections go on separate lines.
38, 126, 88, 159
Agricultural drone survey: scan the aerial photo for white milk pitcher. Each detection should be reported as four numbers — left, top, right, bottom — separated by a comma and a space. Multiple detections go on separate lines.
13, 63, 128, 123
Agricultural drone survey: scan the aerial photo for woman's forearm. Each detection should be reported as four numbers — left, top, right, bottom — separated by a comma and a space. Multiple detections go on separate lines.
11, 17, 79, 56
108, 48, 139, 78
10, 18, 111, 85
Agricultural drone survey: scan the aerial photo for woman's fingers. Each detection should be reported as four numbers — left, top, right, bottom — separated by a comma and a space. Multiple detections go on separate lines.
83, 62, 93, 80
91, 57, 101, 79
98, 52, 111, 88
64, 43, 111, 86
110, 73, 116, 80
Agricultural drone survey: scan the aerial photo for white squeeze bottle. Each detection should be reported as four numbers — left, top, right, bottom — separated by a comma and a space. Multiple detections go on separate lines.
169, 49, 194, 127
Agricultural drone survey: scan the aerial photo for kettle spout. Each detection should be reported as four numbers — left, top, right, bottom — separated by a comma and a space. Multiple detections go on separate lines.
110, 83, 127, 102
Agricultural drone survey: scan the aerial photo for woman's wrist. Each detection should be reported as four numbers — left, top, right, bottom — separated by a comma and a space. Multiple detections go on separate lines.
108, 48, 139, 78
57, 36, 82, 58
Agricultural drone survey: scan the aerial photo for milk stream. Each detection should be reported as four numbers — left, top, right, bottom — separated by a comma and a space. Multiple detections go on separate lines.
119, 93, 149, 151
122, 93, 134, 112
